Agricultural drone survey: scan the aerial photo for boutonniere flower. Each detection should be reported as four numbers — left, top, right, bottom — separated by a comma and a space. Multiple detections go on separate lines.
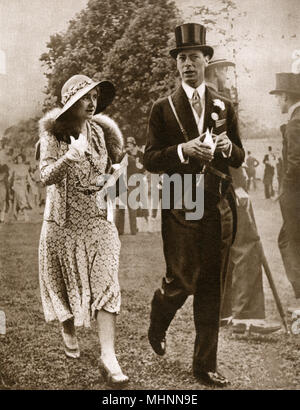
211, 99, 225, 122
211, 112, 219, 121
213, 99, 225, 111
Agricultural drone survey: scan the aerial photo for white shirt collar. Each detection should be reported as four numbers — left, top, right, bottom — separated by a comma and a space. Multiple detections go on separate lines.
288, 101, 300, 120
182, 81, 206, 100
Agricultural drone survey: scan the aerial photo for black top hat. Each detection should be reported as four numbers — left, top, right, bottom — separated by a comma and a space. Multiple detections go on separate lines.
169, 23, 214, 60
270, 73, 300, 96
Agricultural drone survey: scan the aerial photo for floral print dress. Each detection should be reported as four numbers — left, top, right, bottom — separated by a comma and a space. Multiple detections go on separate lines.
39, 121, 121, 327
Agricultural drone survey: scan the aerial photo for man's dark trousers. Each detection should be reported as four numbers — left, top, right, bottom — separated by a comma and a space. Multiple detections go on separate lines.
150, 195, 233, 373
278, 190, 300, 298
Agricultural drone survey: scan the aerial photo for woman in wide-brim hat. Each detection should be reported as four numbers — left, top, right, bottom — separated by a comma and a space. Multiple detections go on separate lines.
37, 74, 128, 386
11, 152, 31, 220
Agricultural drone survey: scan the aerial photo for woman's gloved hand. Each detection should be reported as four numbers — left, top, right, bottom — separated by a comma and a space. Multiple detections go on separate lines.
65, 133, 89, 162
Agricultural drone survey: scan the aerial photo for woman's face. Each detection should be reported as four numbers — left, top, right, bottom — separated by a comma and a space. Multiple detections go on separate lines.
17, 155, 23, 164
72, 88, 98, 121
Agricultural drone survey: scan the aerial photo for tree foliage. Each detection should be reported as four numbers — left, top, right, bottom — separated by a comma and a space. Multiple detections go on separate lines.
3, 117, 40, 150
40, 0, 181, 143
41, 0, 144, 104
190, 0, 250, 109
101, 2, 179, 140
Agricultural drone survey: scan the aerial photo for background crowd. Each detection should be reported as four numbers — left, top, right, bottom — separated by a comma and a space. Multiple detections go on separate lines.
0, 139, 283, 228
0, 145, 45, 223
0, 140, 284, 227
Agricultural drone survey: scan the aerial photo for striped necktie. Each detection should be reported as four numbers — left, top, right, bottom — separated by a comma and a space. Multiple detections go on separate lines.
191, 89, 202, 118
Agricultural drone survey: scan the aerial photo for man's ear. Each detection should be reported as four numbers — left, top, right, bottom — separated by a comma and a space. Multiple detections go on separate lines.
283, 92, 289, 103
204, 55, 210, 65
215, 66, 220, 76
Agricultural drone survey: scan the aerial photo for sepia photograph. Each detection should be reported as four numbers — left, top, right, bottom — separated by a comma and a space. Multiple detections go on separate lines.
0, 0, 300, 394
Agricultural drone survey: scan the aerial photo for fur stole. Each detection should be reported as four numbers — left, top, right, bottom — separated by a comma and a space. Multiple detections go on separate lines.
36, 108, 124, 163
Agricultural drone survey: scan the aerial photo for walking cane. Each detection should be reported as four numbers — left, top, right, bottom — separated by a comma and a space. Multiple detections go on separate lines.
257, 241, 289, 334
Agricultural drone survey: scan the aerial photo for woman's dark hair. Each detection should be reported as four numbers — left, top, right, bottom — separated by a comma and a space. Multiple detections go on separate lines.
53, 86, 100, 144
53, 87, 99, 143
53, 104, 81, 143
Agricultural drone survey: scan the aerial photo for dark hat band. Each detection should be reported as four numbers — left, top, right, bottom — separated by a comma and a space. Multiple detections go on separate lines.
170, 23, 214, 60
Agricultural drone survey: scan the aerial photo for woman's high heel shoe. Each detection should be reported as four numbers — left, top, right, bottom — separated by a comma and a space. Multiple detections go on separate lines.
99, 358, 129, 388
61, 327, 80, 359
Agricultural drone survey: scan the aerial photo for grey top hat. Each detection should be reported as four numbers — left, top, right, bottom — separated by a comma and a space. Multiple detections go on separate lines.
207, 58, 235, 69
270, 72, 300, 96
169, 23, 214, 60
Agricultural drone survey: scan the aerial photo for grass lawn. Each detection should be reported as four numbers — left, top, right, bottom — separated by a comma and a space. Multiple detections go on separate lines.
0, 182, 300, 390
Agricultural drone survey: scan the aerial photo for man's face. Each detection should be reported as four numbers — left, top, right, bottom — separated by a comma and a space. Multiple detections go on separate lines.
177, 49, 208, 88
275, 93, 288, 114
215, 66, 228, 89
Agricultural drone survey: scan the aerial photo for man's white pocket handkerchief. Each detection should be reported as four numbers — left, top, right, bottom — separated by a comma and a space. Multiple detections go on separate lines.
216, 119, 226, 128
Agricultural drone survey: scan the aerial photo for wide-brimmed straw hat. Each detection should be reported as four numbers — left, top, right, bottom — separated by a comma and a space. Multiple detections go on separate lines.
55, 74, 115, 121
169, 23, 214, 60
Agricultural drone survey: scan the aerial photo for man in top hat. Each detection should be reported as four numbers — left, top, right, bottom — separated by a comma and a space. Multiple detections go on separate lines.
205, 58, 281, 335
144, 23, 244, 387
270, 60, 300, 313
205, 57, 235, 101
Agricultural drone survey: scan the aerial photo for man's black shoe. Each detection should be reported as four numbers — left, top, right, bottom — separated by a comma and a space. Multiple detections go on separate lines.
148, 327, 166, 356
194, 371, 230, 387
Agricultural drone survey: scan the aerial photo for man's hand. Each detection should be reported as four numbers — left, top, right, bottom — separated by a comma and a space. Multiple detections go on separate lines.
215, 132, 232, 155
182, 138, 214, 163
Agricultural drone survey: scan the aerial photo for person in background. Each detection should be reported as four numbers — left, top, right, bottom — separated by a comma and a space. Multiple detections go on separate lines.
205, 56, 234, 100
264, 146, 276, 196
206, 57, 281, 335
268, 145, 277, 163
126, 137, 144, 168
270, 57, 300, 314
263, 154, 275, 199
4, 149, 14, 215
28, 163, 45, 210
0, 158, 9, 223
245, 151, 259, 191
115, 136, 146, 235
10, 153, 31, 221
